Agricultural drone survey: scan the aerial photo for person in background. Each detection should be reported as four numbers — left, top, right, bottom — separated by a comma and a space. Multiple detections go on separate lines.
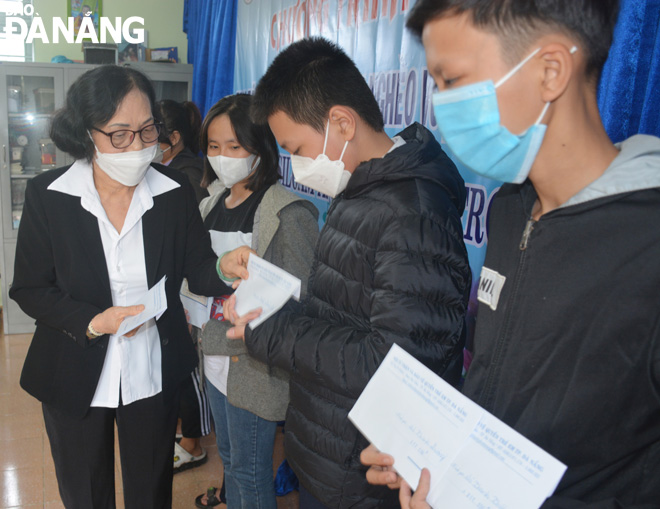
154, 99, 208, 204
9, 65, 230, 509
171, 330, 211, 474
361, 1, 660, 507
193, 94, 319, 509
221, 38, 471, 508
153, 99, 212, 474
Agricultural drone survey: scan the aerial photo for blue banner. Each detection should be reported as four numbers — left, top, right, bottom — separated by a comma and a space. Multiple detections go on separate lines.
234, 0, 501, 351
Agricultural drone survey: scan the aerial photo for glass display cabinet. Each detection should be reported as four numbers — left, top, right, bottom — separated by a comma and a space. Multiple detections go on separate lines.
0, 65, 65, 334
5, 72, 63, 233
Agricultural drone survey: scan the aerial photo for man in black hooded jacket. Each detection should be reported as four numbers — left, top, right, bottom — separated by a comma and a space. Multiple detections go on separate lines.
221, 37, 471, 508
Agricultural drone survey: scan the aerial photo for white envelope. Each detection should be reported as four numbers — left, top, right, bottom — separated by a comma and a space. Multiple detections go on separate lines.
233, 254, 301, 329
349, 344, 567, 509
116, 275, 168, 336
179, 279, 213, 329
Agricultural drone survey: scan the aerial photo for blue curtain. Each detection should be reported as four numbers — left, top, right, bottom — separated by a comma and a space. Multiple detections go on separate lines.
183, 0, 238, 116
599, 0, 660, 142
183, 0, 658, 141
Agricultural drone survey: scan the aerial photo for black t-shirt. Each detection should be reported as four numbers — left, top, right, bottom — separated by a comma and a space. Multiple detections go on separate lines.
204, 187, 268, 234
203, 187, 269, 304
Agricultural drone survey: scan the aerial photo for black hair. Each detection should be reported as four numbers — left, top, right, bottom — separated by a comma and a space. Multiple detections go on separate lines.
406, 0, 620, 82
155, 99, 203, 154
50, 65, 156, 162
251, 37, 384, 133
200, 94, 280, 192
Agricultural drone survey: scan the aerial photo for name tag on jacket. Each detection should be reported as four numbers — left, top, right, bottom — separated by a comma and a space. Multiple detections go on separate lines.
478, 267, 506, 311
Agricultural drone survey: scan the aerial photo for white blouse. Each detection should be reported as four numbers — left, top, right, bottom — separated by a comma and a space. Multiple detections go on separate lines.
48, 160, 180, 407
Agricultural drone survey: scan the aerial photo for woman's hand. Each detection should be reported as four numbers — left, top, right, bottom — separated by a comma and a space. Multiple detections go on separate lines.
184, 309, 193, 335
219, 246, 256, 282
90, 305, 145, 338
222, 294, 239, 324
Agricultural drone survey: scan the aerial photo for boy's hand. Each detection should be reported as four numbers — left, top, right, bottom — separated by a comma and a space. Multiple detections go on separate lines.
219, 246, 255, 281
399, 468, 431, 509
360, 444, 400, 489
224, 295, 262, 341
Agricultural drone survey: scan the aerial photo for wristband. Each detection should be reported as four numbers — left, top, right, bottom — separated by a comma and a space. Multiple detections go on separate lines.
217, 253, 239, 282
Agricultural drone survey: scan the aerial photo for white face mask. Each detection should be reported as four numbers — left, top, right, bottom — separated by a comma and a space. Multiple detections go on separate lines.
152, 145, 171, 164
207, 153, 258, 188
88, 132, 156, 187
290, 120, 351, 198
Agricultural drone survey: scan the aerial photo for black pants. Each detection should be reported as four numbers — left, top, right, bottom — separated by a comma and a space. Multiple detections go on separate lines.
179, 367, 212, 438
42, 390, 180, 509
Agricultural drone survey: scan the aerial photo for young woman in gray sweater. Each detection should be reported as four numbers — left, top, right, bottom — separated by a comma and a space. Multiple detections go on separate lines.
194, 94, 318, 509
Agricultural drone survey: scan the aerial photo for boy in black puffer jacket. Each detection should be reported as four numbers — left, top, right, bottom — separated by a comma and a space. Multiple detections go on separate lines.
222, 37, 471, 508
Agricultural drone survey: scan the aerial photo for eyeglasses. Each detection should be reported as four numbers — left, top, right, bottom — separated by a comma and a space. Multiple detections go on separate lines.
92, 123, 162, 149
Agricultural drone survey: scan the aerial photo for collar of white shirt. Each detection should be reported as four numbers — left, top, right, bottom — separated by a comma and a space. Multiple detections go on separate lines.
48, 160, 181, 238
48, 159, 180, 199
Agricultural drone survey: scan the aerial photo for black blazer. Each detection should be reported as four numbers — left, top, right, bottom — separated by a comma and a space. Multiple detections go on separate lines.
10, 163, 227, 418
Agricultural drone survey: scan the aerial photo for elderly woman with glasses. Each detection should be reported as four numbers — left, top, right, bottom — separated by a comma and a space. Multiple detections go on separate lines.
9, 65, 234, 509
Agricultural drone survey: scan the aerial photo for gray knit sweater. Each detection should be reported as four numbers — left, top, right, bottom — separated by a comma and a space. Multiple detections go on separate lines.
199, 181, 318, 421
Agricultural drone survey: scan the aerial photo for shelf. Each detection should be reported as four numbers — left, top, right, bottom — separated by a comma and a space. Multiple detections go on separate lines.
10, 171, 51, 179
8, 113, 53, 119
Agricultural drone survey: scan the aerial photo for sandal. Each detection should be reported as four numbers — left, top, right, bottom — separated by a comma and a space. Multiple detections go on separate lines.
195, 486, 224, 508
173, 441, 207, 474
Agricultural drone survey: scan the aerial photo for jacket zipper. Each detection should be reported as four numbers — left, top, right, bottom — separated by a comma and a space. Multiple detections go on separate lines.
478, 217, 535, 407
519, 217, 536, 250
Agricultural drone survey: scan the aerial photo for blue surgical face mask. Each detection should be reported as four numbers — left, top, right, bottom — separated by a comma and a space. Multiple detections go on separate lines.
432, 46, 577, 183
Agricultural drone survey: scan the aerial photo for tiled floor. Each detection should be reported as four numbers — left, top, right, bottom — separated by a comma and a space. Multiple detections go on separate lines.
0, 326, 299, 508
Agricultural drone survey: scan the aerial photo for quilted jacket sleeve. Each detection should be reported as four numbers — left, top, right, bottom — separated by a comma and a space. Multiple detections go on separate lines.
245, 209, 470, 399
